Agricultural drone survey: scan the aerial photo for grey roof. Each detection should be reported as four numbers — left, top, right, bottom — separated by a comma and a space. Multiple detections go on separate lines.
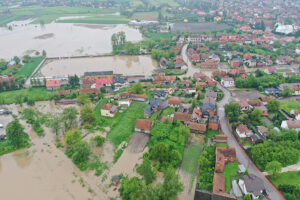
209, 116, 219, 123
144, 98, 168, 115
202, 102, 216, 112
153, 90, 167, 98
242, 174, 265, 197
110, 105, 118, 113
232, 180, 243, 197
113, 76, 126, 84
84, 71, 113, 77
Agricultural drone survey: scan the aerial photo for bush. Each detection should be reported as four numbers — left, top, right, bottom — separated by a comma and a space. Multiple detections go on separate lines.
91, 135, 105, 147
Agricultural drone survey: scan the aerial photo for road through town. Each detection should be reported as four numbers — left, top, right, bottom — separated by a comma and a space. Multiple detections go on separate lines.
217, 84, 285, 200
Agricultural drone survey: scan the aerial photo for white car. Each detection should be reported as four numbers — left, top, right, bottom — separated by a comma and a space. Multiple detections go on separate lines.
0, 124, 3, 128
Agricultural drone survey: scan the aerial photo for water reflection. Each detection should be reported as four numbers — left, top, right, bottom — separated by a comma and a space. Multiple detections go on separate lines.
13, 149, 33, 169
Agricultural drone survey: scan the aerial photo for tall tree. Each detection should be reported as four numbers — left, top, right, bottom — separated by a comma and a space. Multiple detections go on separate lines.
62, 107, 78, 130
6, 120, 28, 148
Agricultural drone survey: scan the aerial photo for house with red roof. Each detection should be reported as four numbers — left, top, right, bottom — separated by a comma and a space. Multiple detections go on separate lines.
46, 80, 61, 91
94, 78, 113, 89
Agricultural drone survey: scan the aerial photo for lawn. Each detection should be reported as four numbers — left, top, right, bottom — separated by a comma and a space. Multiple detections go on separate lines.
106, 102, 147, 147
146, 32, 173, 39
276, 69, 291, 73
222, 162, 239, 193
182, 144, 202, 174
271, 171, 300, 187
280, 100, 300, 113
0, 87, 55, 104
206, 130, 222, 139
161, 107, 175, 116
1, 6, 119, 25
16, 57, 44, 77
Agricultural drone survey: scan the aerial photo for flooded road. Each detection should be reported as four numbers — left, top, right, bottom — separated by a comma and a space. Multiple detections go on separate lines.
40, 55, 157, 77
0, 23, 142, 59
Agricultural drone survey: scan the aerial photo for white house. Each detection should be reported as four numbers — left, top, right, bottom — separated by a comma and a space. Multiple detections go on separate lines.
276, 24, 295, 34
281, 120, 300, 132
221, 77, 235, 88
291, 110, 300, 120
185, 88, 196, 95
238, 174, 265, 199
236, 124, 253, 138
118, 99, 132, 108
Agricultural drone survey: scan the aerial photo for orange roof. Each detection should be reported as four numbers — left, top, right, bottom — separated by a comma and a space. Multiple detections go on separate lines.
213, 172, 225, 194
135, 119, 152, 131
168, 98, 181, 105
174, 112, 192, 122
46, 80, 60, 88
101, 103, 114, 110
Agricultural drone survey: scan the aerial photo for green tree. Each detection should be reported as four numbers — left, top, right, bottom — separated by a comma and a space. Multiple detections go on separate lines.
266, 161, 282, 177
281, 87, 293, 97
161, 167, 184, 200
64, 129, 81, 147
250, 108, 262, 122
119, 177, 143, 200
72, 140, 91, 165
97, 92, 104, 99
131, 83, 144, 94
77, 94, 91, 106
47, 114, 62, 135
6, 120, 28, 148
267, 99, 280, 113
68, 75, 80, 88
80, 105, 95, 124
137, 158, 156, 185
243, 194, 251, 200
62, 107, 78, 130
225, 101, 241, 123
13, 56, 20, 64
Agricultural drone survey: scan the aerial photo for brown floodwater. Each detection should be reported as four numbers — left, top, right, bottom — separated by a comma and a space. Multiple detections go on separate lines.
0, 22, 142, 59
40, 55, 157, 77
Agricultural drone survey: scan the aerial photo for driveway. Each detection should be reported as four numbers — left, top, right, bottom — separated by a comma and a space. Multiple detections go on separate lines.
217, 84, 284, 200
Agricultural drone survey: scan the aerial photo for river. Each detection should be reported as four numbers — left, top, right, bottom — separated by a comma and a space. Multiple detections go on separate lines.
0, 22, 142, 60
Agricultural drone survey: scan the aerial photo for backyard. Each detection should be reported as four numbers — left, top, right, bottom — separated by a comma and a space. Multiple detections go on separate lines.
16, 57, 44, 77
222, 162, 239, 193
280, 100, 300, 113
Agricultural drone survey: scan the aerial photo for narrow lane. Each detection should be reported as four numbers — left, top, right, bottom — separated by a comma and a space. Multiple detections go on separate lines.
216, 84, 284, 200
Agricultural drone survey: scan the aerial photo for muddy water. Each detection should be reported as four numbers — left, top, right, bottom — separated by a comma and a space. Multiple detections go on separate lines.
0, 23, 142, 59
40, 55, 157, 77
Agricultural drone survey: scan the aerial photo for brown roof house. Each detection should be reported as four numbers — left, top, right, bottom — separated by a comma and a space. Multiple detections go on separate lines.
208, 116, 219, 131
215, 147, 236, 173
168, 98, 182, 107
153, 75, 176, 85
236, 124, 253, 138
46, 80, 61, 91
101, 104, 118, 118
134, 119, 153, 134
215, 135, 228, 144
188, 122, 207, 134
281, 119, 300, 132
174, 112, 192, 124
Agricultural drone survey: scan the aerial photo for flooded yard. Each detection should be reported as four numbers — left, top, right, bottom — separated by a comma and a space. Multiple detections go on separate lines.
0, 23, 142, 59
39, 55, 157, 77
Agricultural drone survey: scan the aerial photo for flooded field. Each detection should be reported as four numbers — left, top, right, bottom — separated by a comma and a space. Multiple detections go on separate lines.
40, 55, 157, 77
0, 22, 142, 59
171, 23, 230, 33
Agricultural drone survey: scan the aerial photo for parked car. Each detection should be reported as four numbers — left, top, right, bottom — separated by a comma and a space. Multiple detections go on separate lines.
0, 109, 10, 115
0, 124, 3, 128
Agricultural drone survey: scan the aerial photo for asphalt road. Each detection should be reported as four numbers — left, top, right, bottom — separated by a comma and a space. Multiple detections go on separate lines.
216, 84, 284, 200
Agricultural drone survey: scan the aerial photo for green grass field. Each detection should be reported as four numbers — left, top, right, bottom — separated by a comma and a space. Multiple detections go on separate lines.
222, 162, 239, 193
104, 102, 146, 147
0, 87, 55, 104
271, 171, 300, 186
182, 144, 202, 174
276, 69, 292, 73
16, 57, 43, 77
280, 100, 300, 113
146, 32, 173, 39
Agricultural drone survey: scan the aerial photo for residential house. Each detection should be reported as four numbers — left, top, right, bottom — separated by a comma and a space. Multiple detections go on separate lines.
237, 100, 250, 111
250, 134, 263, 144
144, 98, 168, 118
248, 100, 261, 107
215, 135, 227, 144
131, 94, 146, 102
191, 107, 202, 122
118, 99, 132, 108
208, 116, 219, 131
134, 119, 152, 134
168, 98, 182, 107
238, 174, 265, 199
291, 110, 300, 120
205, 90, 218, 100
160, 57, 167, 69
93, 78, 113, 89
279, 83, 300, 96
230, 58, 241, 68
185, 88, 196, 95
255, 105, 268, 116
188, 34, 201, 45
203, 97, 216, 105
113, 76, 126, 87
193, 72, 206, 81
196, 81, 207, 88
281, 120, 300, 132
57, 90, 70, 97
152, 75, 176, 85
221, 77, 235, 88
101, 104, 118, 117
192, 53, 201, 63
265, 87, 282, 96
201, 61, 218, 69
188, 122, 207, 134
179, 80, 192, 87
201, 102, 216, 118
174, 112, 192, 124
7, 60, 17, 68
79, 88, 100, 94
215, 147, 236, 173
153, 90, 168, 99
46, 80, 61, 91
236, 124, 253, 138
257, 126, 268, 137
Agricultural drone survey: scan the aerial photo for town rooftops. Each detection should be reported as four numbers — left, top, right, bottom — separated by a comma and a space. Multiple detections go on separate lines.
83, 71, 113, 77
168, 98, 182, 105
79, 88, 100, 94
222, 77, 234, 82
188, 122, 207, 133
215, 134, 228, 141
134, 119, 152, 131
46, 80, 60, 88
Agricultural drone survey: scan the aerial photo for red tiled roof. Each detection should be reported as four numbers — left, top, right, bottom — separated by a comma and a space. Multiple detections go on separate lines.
237, 124, 249, 133
135, 119, 152, 131
95, 78, 113, 88
174, 112, 191, 122
189, 122, 206, 132
168, 98, 181, 105
46, 80, 60, 88
101, 103, 114, 110
79, 88, 100, 94
213, 172, 225, 194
